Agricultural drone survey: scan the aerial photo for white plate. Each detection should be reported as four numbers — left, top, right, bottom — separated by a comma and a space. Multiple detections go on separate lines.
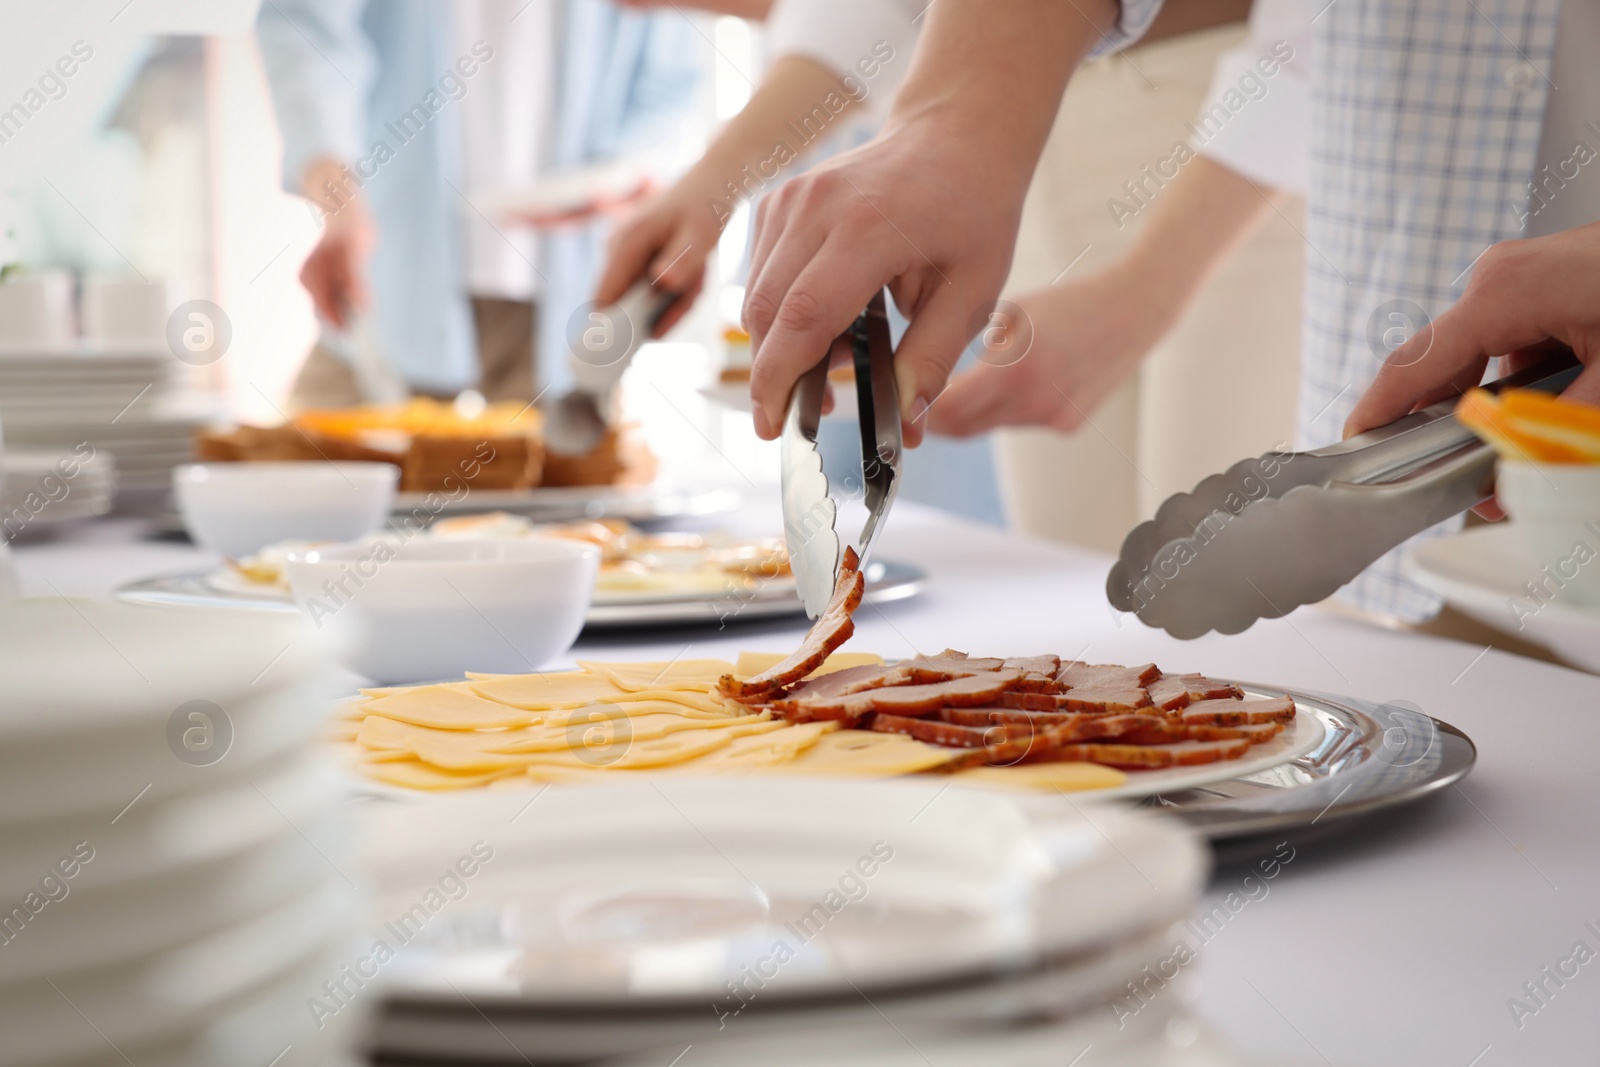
1404, 524, 1600, 673
0, 881, 358, 1066
1085, 694, 1326, 800
357, 780, 1204, 1005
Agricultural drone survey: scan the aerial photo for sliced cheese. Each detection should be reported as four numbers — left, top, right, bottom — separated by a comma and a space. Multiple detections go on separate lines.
579, 659, 735, 692
360, 759, 522, 791
770, 729, 963, 777
467, 670, 629, 710
363, 683, 539, 729
952, 763, 1127, 793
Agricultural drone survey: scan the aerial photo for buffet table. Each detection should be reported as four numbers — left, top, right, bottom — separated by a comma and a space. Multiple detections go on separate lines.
14, 502, 1600, 1067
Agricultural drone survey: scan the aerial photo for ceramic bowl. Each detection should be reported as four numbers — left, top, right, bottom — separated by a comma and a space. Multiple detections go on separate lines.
173, 462, 397, 558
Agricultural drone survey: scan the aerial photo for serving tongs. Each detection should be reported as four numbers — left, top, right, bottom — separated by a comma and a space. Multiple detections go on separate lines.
543, 281, 677, 456
781, 289, 902, 618
1108, 356, 1582, 638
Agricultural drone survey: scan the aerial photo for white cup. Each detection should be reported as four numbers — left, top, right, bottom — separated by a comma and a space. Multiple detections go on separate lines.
173, 462, 399, 558
0, 270, 74, 345
282, 537, 599, 683
81, 275, 170, 343
1497, 461, 1600, 610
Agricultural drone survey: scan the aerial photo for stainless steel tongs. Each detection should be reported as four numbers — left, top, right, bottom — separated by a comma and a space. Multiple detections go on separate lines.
781, 289, 902, 618
1107, 356, 1582, 638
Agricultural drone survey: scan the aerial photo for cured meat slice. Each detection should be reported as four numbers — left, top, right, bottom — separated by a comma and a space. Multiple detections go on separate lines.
897, 655, 1002, 683
1004, 654, 1061, 675
1180, 695, 1295, 726
1159, 738, 1254, 765
999, 690, 1155, 714
1056, 686, 1153, 714
1051, 743, 1176, 769
1057, 662, 1161, 689
940, 706, 1079, 727
1186, 721, 1286, 743
777, 670, 1024, 725
1147, 673, 1245, 711
779, 663, 909, 703
870, 713, 1024, 748
718, 547, 864, 701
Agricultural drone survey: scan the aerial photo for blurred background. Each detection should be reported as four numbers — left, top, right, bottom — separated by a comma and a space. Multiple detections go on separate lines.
0, 0, 1298, 548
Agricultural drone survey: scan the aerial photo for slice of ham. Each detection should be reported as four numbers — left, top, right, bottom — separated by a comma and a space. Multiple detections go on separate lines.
778, 662, 908, 703
1185, 721, 1286, 744
776, 670, 1024, 725
940, 706, 1080, 727
1049, 737, 1253, 769
870, 713, 1025, 748
1057, 662, 1161, 689
1056, 686, 1153, 714
998, 689, 1154, 714
1180, 695, 1295, 726
717, 547, 865, 702
1146, 673, 1245, 712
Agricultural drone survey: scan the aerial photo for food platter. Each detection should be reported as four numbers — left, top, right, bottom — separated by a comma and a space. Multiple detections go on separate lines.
1404, 524, 1600, 673
1133, 684, 1476, 848
391, 482, 741, 522
114, 558, 928, 629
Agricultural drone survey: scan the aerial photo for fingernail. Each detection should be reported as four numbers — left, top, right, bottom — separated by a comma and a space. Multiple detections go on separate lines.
753, 407, 773, 439
894, 364, 920, 421
907, 395, 931, 424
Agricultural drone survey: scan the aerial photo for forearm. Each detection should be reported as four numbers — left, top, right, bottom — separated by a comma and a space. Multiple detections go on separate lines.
1118, 154, 1282, 307
686, 56, 859, 200
885, 0, 1116, 195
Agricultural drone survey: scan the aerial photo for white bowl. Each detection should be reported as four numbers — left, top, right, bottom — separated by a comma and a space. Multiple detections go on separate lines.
1496, 461, 1600, 610
173, 462, 398, 558
281, 537, 599, 683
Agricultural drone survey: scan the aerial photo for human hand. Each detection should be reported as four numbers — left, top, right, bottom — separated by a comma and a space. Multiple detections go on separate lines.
593, 179, 719, 338
1346, 223, 1600, 520
742, 117, 1027, 446
615, 0, 773, 15
927, 262, 1184, 437
299, 159, 376, 330
1346, 222, 1600, 439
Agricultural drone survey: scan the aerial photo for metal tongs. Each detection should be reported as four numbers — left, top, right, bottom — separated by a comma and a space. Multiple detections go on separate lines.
543, 281, 677, 456
781, 289, 903, 618
1107, 356, 1582, 638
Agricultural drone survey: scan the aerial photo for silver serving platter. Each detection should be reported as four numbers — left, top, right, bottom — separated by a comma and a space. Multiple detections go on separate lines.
146, 483, 743, 536
390, 483, 741, 523
112, 559, 928, 630
1139, 683, 1475, 848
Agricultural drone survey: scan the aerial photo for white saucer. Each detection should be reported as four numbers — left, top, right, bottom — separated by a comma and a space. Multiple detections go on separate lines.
1404, 525, 1600, 673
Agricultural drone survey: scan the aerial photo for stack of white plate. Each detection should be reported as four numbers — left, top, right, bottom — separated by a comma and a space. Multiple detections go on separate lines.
0, 600, 365, 1067
0, 449, 117, 537
354, 779, 1258, 1067
0, 343, 210, 513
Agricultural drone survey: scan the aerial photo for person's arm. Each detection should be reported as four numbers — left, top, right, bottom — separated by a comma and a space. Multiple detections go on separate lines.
1345, 222, 1600, 438
593, 55, 859, 334
741, 0, 1146, 443
929, 156, 1282, 436
256, 0, 379, 328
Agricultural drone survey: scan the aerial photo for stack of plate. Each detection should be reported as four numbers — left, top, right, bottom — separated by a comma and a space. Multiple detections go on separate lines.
0, 449, 116, 538
354, 779, 1249, 1067
0, 600, 364, 1067
0, 343, 208, 513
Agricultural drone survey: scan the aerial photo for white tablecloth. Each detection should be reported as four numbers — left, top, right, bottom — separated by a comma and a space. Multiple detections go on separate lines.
15, 503, 1600, 1067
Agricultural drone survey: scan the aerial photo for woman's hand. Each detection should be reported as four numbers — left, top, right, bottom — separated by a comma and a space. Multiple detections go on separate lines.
1346, 221, 1600, 438
299, 158, 377, 329
592, 179, 720, 338
927, 262, 1185, 437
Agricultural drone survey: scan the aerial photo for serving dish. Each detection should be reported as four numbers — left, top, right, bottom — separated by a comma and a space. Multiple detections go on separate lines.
1404, 523, 1600, 673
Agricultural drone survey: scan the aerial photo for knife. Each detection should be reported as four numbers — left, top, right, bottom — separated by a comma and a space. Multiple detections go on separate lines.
543, 281, 676, 456
1107, 355, 1582, 638
781, 289, 902, 618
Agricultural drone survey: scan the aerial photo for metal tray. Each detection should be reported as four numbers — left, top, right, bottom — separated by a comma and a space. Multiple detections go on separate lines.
1137, 684, 1475, 848
113, 559, 928, 630
390, 483, 741, 523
